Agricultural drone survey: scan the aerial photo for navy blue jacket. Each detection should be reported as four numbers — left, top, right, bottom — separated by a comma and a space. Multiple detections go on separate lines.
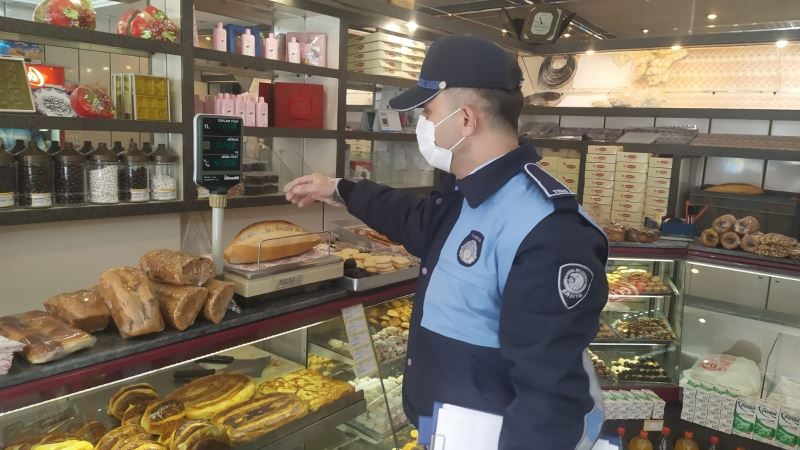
339, 143, 609, 449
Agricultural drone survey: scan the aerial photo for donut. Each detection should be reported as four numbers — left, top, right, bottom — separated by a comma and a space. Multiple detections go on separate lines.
740, 234, 761, 253
734, 216, 760, 236
712, 214, 737, 234
720, 231, 741, 250
700, 228, 720, 248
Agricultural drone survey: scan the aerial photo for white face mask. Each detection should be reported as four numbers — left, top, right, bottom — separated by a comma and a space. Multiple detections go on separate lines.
415, 107, 466, 172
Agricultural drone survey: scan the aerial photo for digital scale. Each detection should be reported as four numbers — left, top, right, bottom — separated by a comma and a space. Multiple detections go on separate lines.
193, 114, 342, 300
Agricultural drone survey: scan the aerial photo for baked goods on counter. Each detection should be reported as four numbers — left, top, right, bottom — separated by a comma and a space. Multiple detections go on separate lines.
166, 373, 256, 419
711, 214, 737, 234
99, 267, 165, 339
624, 227, 661, 244
700, 228, 720, 248
0, 311, 96, 364
351, 375, 405, 435
588, 350, 615, 382
365, 298, 413, 329
110, 440, 166, 450
167, 421, 229, 450
371, 327, 408, 363
720, 231, 741, 250
211, 393, 309, 445
256, 369, 355, 412
107, 383, 160, 420
94, 425, 150, 450
602, 223, 626, 243
611, 356, 670, 383
139, 250, 215, 287
307, 354, 338, 375
141, 400, 186, 435
30, 440, 94, 450
70, 421, 107, 444
122, 404, 148, 426
734, 216, 761, 235
0, 335, 24, 374
606, 267, 669, 295
150, 282, 207, 332
612, 315, 677, 341
704, 183, 765, 195
596, 321, 617, 339
224, 221, 321, 264
201, 280, 235, 324
44, 288, 110, 333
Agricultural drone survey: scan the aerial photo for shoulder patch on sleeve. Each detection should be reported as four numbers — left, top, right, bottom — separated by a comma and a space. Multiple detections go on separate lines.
523, 163, 576, 199
558, 263, 594, 309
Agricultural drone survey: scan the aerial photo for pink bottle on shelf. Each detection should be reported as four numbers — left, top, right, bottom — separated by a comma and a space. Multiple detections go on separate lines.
256, 97, 269, 127
221, 93, 235, 116
265, 32, 279, 60
287, 37, 301, 64
213, 93, 223, 114
234, 94, 247, 121
245, 96, 256, 127
241, 28, 255, 56
212, 22, 227, 52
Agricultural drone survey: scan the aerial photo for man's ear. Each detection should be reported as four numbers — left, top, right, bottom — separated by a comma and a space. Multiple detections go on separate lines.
461, 104, 479, 137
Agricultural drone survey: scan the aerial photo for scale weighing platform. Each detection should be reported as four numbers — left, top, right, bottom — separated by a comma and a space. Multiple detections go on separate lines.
224, 253, 343, 299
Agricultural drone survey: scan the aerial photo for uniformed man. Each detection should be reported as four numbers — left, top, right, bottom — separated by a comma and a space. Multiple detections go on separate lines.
285, 35, 608, 449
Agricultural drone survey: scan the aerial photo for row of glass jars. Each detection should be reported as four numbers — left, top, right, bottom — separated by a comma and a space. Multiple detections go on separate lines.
0, 140, 179, 209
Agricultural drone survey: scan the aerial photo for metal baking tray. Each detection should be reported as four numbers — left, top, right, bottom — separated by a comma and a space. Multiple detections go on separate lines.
339, 265, 419, 292
225, 254, 341, 280
330, 219, 375, 245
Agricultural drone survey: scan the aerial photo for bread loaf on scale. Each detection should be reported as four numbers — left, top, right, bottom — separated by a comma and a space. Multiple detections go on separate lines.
224, 221, 321, 264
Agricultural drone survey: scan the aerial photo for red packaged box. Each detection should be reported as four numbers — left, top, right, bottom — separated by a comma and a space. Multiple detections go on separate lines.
273, 82, 324, 129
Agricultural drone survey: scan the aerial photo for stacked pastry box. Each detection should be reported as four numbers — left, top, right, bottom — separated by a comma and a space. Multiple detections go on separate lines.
612, 150, 649, 228
538, 148, 580, 192
646, 156, 673, 225
583, 145, 620, 223
347, 32, 426, 80
347, 140, 372, 180
602, 389, 666, 420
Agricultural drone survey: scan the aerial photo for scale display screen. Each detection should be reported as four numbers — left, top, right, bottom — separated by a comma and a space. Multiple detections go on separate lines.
193, 115, 243, 194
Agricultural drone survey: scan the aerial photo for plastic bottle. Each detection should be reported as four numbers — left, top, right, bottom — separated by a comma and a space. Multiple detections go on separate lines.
245, 96, 256, 127
287, 36, 301, 64
241, 28, 255, 56
630, 430, 653, 450
674, 431, 699, 450
265, 32, 279, 59
213, 22, 227, 51
256, 96, 269, 127
657, 427, 670, 450
708, 436, 719, 450
234, 94, 246, 121
618, 427, 627, 450
221, 93, 234, 116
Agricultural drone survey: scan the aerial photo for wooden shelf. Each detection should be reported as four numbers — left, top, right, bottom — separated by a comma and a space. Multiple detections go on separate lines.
344, 131, 416, 141
0, 115, 183, 133
344, 71, 417, 89
0, 201, 184, 226
522, 106, 800, 121
193, 48, 340, 78
243, 127, 340, 140
0, 17, 182, 55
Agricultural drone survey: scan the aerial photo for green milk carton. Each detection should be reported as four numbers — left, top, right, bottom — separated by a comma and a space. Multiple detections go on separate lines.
754, 402, 780, 443
776, 406, 800, 449
733, 397, 759, 437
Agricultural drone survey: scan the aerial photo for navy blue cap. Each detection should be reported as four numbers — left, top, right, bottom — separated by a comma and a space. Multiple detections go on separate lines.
389, 35, 522, 111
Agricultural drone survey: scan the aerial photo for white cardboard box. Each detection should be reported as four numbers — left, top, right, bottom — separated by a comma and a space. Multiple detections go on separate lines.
647, 177, 672, 189
648, 166, 673, 179
586, 153, 617, 163
348, 59, 402, 71
347, 41, 426, 58
588, 145, 621, 155
613, 200, 645, 213
585, 178, 615, 189
353, 66, 415, 79
733, 397, 759, 438
584, 187, 614, 197
617, 151, 649, 163
348, 32, 426, 50
585, 171, 616, 181
584, 195, 613, 206
350, 49, 405, 63
539, 157, 560, 172
617, 172, 648, 183
646, 186, 670, 198
559, 158, 581, 174
612, 210, 644, 223
754, 402, 780, 444
776, 406, 800, 449
646, 196, 669, 208
615, 161, 649, 174
645, 206, 669, 221
558, 175, 579, 192
614, 191, 646, 203
615, 181, 647, 193
586, 162, 615, 172
650, 156, 674, 168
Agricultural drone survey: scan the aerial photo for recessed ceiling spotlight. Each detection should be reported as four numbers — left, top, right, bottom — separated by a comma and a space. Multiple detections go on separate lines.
563, 33, 571, 38
776, 40, 789, 48
585, 50, 596, 55
708, 24, 716, 28
205, 36, 211, 41
673, 27, 679, 31
707, 13, 718, 20
407, 21, 418, 32
125, 65, 132, 70
671, 45, 682, 50
642, 28, 649, 34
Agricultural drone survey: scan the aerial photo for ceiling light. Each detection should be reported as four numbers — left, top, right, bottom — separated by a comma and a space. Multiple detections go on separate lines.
563, 33, 571, 38
585, 50, 596, 55
125, 65, 132, 70
707, 13, 718, 20
642, 29, 649, 34
776, 40, 789, 48
102, 66, 109, 71
671, 45, 682, 50
708, 24, 716, 28
698, 318, 707, 324
691, 268, 700, 274
407, 21, 418, 32
205, 36, 211, 41
673, 27, 679, 31
86, 68, 92, 73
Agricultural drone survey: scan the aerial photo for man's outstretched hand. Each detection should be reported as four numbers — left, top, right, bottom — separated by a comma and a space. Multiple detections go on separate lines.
284, 173, 342, 208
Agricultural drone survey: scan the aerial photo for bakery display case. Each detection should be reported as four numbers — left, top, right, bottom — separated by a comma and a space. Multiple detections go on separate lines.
590, 249, 686, 390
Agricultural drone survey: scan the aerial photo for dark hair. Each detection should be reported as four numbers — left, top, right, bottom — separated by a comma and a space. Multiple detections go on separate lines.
468, 55, 524, 133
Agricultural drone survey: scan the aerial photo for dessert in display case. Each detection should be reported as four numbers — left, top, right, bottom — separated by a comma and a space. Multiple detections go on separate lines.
591, 251, 685, 389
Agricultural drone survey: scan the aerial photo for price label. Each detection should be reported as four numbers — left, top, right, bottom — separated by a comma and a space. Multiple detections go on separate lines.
341, 304, 378, 379
30, 193, 52, 208
643, 420, 664, 432
130, 189, 149, 202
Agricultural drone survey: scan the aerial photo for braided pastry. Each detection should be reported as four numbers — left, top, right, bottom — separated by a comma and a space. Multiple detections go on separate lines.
700, 228, 720, 248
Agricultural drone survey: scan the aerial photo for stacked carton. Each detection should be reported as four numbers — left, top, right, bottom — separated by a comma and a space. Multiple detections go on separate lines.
539, 149, 580, 193
347, 32, 426, 80
602, 389, 666, 420
612, 151, 649, 227
645, 156, 673, 224
583, 145, 620, 223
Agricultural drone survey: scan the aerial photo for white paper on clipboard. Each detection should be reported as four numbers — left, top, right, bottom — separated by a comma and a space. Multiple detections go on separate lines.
432, 404, 503, 450
573, 53, 633, 90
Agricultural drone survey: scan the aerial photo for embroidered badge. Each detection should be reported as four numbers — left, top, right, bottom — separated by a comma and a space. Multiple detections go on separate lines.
457, 230, 484, 267
558, 263, 594, 309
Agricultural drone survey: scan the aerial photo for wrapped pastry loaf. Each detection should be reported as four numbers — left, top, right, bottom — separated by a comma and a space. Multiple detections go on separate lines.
712, 214, 737, 234
99, 267, 165, 339
224, 221, 321, 264
256, 369, 354, 412
704, 183, 765, 195
140, 250, 215, 286
44, 288, 110, 333
107, 383, 160, 420
202, 279, 235, 324
94, 425, 149, 450
166, 373, 256, 419
141, 400, 186, 435
169, 421, 230, 450
150, 281, 207, 331
0, 311, 96, 364
211, 393, 308, 444
734, 216, 760, 236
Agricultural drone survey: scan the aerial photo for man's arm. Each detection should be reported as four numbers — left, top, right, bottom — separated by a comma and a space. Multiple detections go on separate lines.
498, 211, 608, 450
337, 179, 431, 257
